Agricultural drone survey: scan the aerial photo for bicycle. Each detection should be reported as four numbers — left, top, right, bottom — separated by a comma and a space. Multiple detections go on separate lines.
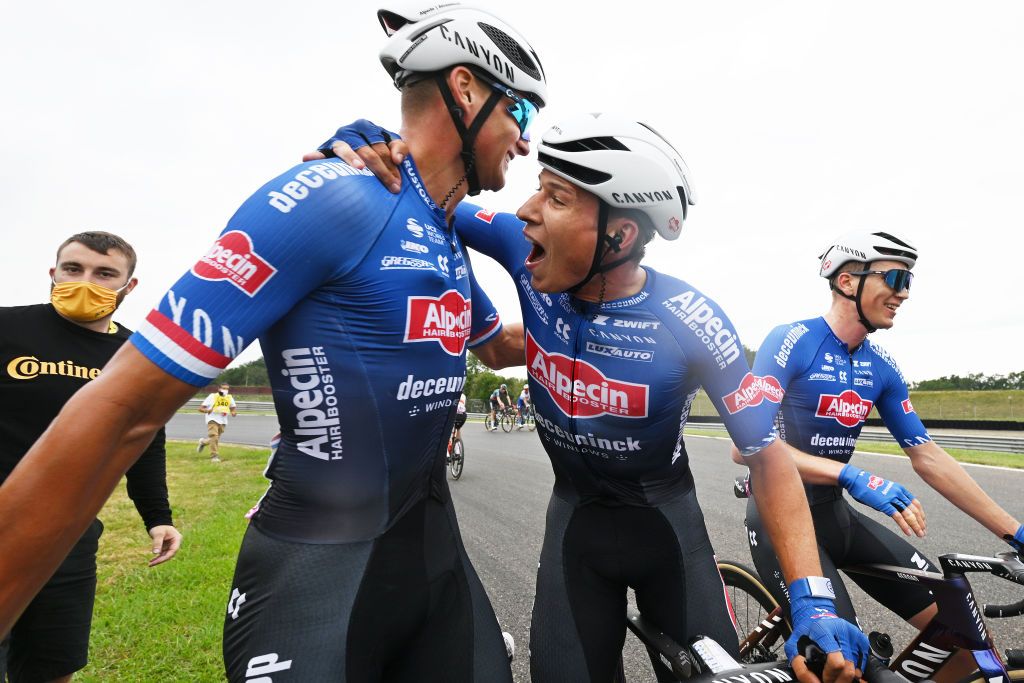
499, 406, 516, 433
517, 405, 536, 431
725, 476, 1024, 683
447, 431, 464, 480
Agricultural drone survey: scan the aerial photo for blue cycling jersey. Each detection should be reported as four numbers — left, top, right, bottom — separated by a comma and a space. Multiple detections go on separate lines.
130, 155, 502, 542
453, 202, 779, 505
749, 317, 931, 503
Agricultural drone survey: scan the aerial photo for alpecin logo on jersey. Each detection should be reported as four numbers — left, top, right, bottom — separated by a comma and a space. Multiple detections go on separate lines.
404, 290, 471, 356
902, 398, 915, 414
192, 231, 277, 297
474, 208, 497, 224
722, 373, 784, 414
526, 331, 648, 419
815, 390, 873, 428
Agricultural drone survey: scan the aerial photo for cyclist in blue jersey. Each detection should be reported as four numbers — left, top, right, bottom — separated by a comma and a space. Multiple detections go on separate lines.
318, 113, 869, 683
730, 230, 1024, 681
0, 6, 546, 682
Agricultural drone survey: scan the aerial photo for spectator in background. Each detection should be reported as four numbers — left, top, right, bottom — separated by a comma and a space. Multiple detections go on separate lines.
198, 383, 237, 463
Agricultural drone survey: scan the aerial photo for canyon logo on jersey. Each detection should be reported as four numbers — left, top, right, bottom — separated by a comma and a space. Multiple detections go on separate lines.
815, 390, 873, 428
192, 230, 277, 296
722, 373, 785, 414
404, 289, 470, 356
526, 331, 648, 419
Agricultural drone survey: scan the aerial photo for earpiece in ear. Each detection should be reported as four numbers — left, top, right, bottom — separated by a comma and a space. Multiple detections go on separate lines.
609, 233, 624, 252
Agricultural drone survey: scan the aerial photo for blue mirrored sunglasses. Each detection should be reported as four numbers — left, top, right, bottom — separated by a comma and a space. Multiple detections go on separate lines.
487, 80, 538, 137
849, 268, 914, 292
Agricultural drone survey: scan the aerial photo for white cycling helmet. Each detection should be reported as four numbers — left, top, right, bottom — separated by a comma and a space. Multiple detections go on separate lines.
537, 112, 695, 241
819, 230, 918, 278
377, 3, 547, 107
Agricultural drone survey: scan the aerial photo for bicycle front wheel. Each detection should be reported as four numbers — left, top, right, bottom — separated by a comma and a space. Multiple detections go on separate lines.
450, 438, 464, 480
501, 411, 514, 432
718, 561, 791, 664
526, 412, 536, 431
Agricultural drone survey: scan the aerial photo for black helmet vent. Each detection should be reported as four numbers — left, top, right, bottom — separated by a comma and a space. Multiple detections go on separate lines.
478, 22, 542, 81
538, 152, 612, 186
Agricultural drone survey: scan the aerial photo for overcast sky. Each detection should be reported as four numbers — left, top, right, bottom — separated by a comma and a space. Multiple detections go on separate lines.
3, 1, 1021, 383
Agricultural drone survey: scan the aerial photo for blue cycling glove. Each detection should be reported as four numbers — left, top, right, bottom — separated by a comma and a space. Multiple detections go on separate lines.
1005, 525, 1024, 554
838, 463, 916, 516
318, 119, 402, 157
785, 577, 868, 670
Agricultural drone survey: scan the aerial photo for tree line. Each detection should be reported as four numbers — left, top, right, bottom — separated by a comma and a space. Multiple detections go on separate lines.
910, 371, 1024, 391
212, 356, 1021, 396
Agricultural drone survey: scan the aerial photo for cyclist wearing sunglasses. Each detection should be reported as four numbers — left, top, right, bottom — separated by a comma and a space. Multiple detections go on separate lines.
0, 5, 547, 682
733, 230, 1023, 681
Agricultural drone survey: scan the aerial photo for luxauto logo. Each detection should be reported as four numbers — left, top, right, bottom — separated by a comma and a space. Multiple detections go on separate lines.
815, 390, 873, 428
721, 373, 784, 414
527, 331, 648, 418
192, 231, 277, 297
404, 290, 471, 356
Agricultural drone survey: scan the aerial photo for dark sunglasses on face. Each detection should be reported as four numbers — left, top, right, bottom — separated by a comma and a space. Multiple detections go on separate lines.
486, 79, 538, 137
848, 268, 914, 292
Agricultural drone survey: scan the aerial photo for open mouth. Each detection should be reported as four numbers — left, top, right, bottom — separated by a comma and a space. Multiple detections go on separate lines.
884, 303, 899, 315
525, 234, 547, 268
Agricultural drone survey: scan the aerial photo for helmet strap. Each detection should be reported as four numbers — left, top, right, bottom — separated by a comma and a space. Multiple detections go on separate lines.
566, 203, 636, 294
831, 263, 878, 333
434, 72, 503, 197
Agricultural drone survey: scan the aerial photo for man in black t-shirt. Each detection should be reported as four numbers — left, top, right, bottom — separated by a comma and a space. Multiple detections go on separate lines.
0, 232, 182, 683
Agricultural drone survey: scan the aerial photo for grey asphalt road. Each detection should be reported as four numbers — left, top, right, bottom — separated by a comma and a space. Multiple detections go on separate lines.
167, 414, 1024, 682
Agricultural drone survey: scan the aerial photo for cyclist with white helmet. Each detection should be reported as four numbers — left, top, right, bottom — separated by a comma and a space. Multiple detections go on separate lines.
515, 385, 530, 428
316, 112, 869, 683
733, 230, 1024, 680
0, 5, 546, 681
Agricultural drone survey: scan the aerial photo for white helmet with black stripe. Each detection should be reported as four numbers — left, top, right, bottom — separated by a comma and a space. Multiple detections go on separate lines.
536, 112, 695, 241
377, 3, 547, 107
819, 230, 918, 278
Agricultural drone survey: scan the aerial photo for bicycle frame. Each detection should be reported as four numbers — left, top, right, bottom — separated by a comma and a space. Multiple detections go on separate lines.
740, 552, 1023, 683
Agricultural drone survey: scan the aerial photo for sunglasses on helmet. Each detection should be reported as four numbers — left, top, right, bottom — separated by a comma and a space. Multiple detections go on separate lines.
848, 268, 914, 292
486, 79, 538, 137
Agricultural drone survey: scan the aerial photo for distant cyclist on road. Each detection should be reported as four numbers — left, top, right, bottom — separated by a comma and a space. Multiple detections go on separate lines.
732, 230, 1024, 680
0, 6, 547, 681
515, 386, 531, 429
488, 384, 511, 432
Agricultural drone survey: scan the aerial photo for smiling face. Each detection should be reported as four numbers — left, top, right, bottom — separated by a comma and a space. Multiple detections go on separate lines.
837, 259, 911, 330
470, 80, 532, 192
515, 170, 602, 293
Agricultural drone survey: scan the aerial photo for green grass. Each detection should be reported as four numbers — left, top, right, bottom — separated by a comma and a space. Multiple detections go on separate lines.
81, 442, 271, 682
686, 389, 1024, 422
683, 428, 1024, 469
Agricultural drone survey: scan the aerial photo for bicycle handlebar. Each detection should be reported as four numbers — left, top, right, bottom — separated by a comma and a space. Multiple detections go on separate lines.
983, 598, 1024, 619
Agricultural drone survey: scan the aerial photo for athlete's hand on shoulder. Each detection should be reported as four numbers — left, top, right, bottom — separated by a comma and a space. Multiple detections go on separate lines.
838, 463, 926, 537
147, 524, 183, 567
786, 577, 867, 683
301, 119, 408, 194
1005, 525, 1024, 554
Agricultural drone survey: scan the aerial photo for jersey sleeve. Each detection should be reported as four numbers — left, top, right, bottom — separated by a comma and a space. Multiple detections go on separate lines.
699, 325, 782, 456
465, 251, 502, 348
130, 160, 392, 386
453, 202, 531, 274
872, 347, 932, 448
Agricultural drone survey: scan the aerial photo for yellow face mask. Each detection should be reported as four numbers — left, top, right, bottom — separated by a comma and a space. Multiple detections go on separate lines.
50, 280, 128, 322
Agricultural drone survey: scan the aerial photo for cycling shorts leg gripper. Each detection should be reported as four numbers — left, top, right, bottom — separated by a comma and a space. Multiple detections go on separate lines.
744, 497, 858, 623
530, 493, 593, 682
838, 502, 936, 621
651, 489, 740, 659
222, 523, 372, 681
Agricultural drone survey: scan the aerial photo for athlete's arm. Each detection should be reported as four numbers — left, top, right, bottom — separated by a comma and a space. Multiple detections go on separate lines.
688, 314, 863, 680
0, 345, 195, 634
472, 322, 525, 370
904, 440, 1019, 540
